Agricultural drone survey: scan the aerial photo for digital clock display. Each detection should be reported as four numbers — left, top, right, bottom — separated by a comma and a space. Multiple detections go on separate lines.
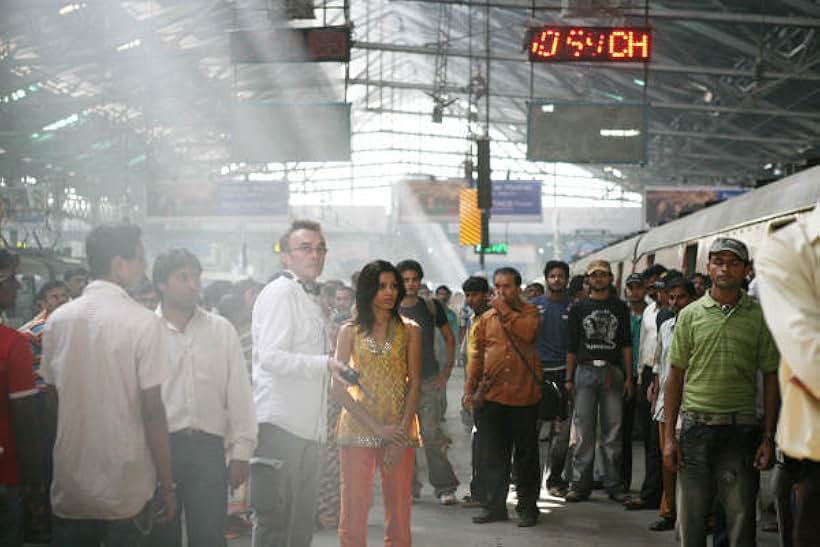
528, 26, 651, 62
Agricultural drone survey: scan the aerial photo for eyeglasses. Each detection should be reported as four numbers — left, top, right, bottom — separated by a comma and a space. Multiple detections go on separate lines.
288, 245, 329, 256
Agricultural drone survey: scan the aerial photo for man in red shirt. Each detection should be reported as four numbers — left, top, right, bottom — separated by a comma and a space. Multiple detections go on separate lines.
0, 249, 43, 547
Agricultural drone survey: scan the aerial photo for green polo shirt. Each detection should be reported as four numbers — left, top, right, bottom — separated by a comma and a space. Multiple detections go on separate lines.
668, 291, 779, 416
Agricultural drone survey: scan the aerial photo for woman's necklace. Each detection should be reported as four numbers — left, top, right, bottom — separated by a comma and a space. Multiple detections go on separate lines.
364, 318, 396, 354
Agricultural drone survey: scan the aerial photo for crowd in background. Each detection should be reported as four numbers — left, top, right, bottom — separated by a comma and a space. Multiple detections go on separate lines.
0, 210, 817, 547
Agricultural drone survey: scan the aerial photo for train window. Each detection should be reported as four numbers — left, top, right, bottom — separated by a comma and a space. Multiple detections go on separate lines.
646, 253, 655, 266
684, 244, 698, 277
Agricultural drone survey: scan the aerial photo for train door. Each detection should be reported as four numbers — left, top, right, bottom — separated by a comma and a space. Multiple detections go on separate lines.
684, 243, 698, 277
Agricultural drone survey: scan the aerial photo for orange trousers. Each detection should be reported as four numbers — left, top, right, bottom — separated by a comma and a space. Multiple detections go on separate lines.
659, 421, 677, 520
339, 446, 415, 547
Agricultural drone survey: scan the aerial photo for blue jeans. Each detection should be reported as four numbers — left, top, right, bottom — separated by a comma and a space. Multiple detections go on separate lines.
51, 514, 145, 547
149, 431, 227, 547
569, 364, 625, 495
0, 485, 22, 547
677, 418, 761, 547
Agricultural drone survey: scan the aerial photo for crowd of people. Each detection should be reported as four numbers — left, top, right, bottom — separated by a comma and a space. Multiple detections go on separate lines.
0, 212, 817, 547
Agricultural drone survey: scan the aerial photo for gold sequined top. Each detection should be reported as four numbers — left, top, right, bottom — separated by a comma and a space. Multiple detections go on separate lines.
337, 318, 421, 448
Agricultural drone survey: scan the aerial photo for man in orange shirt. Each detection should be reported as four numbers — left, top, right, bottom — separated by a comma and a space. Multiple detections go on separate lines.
465, 267, 541, 527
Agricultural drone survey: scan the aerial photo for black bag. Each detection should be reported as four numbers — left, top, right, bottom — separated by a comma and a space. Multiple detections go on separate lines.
498, 317, 565, 421
539, 379, 566, 421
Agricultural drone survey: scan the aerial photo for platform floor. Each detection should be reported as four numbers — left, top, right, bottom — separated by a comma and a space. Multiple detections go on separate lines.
232, 368, 780, 547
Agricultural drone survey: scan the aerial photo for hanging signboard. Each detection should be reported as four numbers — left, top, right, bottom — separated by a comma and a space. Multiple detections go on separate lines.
146, 180, 289, 220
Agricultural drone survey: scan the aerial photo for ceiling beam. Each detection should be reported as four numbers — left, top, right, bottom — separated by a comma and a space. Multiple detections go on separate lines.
389, 1, 820, 27
349, 78, 820, 121
352, 41, 820, 81
650, 129, 810, 146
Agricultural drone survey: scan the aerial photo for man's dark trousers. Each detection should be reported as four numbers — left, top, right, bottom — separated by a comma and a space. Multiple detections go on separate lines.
470, 408, 486, 503
479, 401, 540, 516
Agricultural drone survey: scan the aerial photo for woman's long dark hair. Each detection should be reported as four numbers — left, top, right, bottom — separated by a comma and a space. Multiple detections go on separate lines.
354, 260, 405, 334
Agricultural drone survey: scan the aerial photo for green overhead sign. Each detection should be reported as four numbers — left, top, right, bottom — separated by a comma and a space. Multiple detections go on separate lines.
473, 243, 508, 255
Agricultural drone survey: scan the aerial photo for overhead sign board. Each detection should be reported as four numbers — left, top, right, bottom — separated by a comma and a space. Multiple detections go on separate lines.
528, 26, 651, 62
474, 243, 508, 255
230, 26, 351, 63
527, 101, 647, 163
490, 180, 542, 222
399, 180, 542, 223
147, 181, 289, 219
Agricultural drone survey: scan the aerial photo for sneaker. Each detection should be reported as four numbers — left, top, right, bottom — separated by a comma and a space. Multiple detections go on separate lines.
439, 493, 458, 506
518, 512, 539, 528
472, 509, 509, 524
547, 485, 568, 498
564, 490, 589, 503
648, 517, 675, 531
460, 495, 483, 508
623, 497, 657, 510
608, 491, 631, 504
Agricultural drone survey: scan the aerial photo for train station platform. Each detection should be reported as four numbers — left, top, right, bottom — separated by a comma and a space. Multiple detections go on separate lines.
231, 367, 781, 547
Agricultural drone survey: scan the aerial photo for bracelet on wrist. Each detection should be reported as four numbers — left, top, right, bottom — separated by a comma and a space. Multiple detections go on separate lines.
159, 482, 177, 494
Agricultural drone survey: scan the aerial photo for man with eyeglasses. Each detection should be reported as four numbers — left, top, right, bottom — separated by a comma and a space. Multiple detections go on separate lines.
249, 219, 350, 547
0, 250, 44, 547
663, 237, 779, 547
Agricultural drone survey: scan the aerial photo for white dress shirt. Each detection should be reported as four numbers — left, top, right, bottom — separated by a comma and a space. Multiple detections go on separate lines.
653, 316, 676, 423
157, 306, 257, 461
640, 300, 659, 379
756, 205, 820, 460
41, 280, 170, 519
252, 273, 330, 442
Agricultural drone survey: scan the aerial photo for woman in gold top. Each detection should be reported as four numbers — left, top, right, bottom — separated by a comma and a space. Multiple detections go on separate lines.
333, 260, 421, 547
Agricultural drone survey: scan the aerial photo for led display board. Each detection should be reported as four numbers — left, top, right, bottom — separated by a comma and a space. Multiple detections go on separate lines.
527, 102, 647, 163
230, 26, 350, 63
528, 26, 651, 62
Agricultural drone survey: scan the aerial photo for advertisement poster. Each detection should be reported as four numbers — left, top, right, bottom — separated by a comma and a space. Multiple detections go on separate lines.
644, 187, 747, 226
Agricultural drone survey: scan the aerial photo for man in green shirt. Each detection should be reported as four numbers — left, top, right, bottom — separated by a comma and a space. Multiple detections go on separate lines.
662, 237, 779, 547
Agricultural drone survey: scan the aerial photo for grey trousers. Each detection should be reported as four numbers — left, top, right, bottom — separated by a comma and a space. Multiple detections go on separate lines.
569, 365, 625, 495
250, 424, 320, 547
413, 380, 459, 498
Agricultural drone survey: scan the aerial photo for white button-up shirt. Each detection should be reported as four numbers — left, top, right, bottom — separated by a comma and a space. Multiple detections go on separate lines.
757, 205, 820, 460
41, 280, 170, 519
157, 306, 257, 461
252, 273, 329, 442
640, 299, 659, 378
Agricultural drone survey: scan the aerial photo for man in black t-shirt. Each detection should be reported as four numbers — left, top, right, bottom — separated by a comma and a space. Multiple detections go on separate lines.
564, 259, 634, 503
397, 260, 459, 505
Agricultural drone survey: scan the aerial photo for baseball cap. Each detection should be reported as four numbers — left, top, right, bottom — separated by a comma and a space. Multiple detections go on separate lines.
708, 237, 749, 263
586, 259, 611, 276
625, 273, 644, 286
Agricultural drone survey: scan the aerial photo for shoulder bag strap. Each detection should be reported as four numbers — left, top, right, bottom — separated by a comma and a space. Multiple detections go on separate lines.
497, 314, 541, 385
